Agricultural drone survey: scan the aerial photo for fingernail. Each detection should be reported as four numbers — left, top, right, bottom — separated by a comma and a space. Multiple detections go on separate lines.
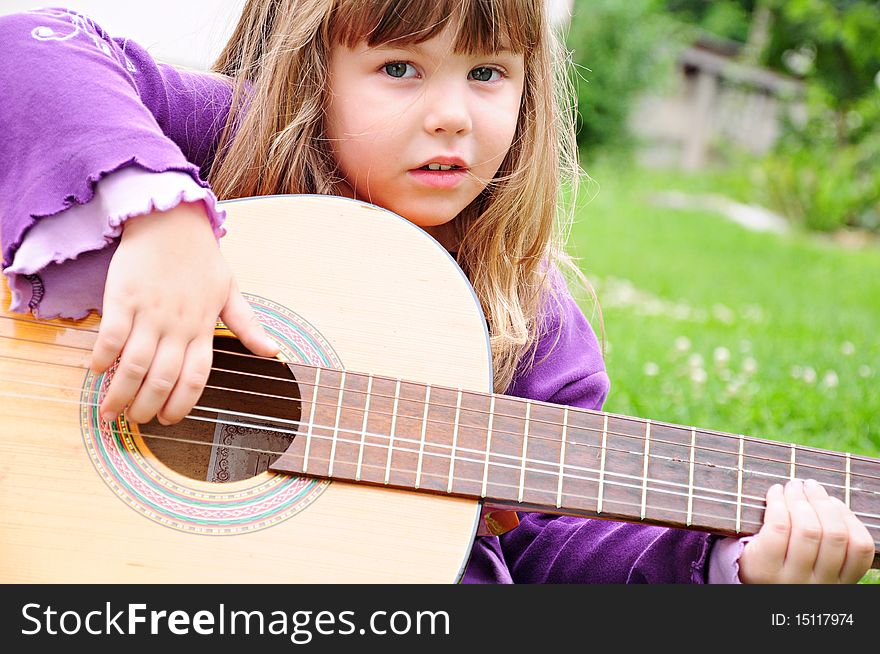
103, 411, 117, 423
805, 478, 819, 489
770, 483, 783, 493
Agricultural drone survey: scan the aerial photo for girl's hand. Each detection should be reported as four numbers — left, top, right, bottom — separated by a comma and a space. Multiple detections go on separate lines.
92, 202, 280, 425
739, 479, 874, 583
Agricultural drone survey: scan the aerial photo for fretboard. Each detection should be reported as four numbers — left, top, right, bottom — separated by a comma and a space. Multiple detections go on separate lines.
269, 363, 880, 564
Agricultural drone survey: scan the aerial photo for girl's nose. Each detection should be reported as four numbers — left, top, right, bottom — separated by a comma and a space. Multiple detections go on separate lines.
422, 82, 472, 135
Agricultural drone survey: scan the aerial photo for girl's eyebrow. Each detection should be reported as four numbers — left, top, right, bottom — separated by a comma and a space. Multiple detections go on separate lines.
373, 42, 516, 57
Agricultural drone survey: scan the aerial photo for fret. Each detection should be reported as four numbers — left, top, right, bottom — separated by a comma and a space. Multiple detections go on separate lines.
446, 390, 490, 498
556, 407, 569, 509
481, 395, 496, 498
638, 420, 693, 528
846, 452, 852, 509
597, 414, 647, 519
687, 427, 696, 526
736, 434, 744, 533
327, 370, 346, 478
740, 438, 793, 534
790, 443, 796, 481
354, 373, 373, 482
517, 402, 531, 503
793, 446, 849, 505
302, 366, 321, 474
640, 420, 651, 520
414, 384, 431, 489
443, 390, 463, 494
383, 379, 401, 485
597, 414, 607, 514
690, 428, 741, 533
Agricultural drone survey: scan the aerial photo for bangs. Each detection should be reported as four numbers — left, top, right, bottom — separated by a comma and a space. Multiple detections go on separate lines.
330, 0, 540, 55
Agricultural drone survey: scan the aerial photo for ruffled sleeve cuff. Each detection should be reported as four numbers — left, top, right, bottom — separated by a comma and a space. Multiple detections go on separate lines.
707, 535, 754, 584
3, 167, 225, 320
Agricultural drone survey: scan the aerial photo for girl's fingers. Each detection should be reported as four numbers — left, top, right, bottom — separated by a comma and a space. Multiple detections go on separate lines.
158, 334, 214, 425
779, 479, 823, 583
741, 484, 789, 583
802, 479, 849, 583
125, 337, 186, 424
219, 281, 279, 357
91, 304, 135, 373
99, 320, 159, 421
830, 497, 876, 584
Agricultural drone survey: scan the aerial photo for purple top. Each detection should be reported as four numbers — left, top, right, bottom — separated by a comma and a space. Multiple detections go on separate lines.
0, 8, 745, 583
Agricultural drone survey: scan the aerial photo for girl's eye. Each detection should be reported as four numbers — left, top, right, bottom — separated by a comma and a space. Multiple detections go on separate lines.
469, 66, 503, 82
383, 62, 416, 79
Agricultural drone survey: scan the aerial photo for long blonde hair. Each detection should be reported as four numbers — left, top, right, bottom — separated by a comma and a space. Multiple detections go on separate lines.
209, 0, 595, 393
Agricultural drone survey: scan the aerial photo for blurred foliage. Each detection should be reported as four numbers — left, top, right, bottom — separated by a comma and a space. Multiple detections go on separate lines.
758, 0, 880, 231
663, 0, 757, 42
569, 0, 880, 232
757, 86, 880, 231
565, 0, 681, 153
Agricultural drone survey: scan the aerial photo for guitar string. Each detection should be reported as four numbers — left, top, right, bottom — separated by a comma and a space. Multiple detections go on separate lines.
7, 385, 876, 535
3, 387, 879, 530
2, 349, 878, 490
132, 430, 776, 534
0, 385, 773, 508
2, 322, 876, 470
4, 372, 880, 498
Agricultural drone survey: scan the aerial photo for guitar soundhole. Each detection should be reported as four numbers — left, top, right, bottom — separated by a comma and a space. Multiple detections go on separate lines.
138, 335, 302, 483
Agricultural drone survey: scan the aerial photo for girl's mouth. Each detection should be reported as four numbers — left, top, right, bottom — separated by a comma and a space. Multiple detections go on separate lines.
418, 164, 463, 171
409, 166, 468, 189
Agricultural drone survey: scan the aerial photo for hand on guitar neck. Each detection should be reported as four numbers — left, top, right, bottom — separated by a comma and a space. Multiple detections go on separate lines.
738, 479, 874, 583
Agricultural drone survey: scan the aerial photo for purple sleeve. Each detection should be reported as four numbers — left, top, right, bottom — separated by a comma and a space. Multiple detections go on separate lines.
462, 273, 721, 583
4, 169, 224, 319
0, 8, 231, 270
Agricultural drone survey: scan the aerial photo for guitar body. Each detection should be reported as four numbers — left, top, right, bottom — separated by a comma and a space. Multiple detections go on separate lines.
0, 195, 489, 583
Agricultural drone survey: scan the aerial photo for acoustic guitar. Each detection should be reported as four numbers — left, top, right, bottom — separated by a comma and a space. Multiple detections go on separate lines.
1, 195, 877, 582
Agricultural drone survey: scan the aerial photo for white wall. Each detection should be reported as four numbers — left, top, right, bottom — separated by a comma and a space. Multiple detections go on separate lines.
1, 0, 573, 68
0, 1, 247, 68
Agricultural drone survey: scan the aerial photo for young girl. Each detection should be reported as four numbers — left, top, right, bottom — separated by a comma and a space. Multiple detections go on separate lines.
0, 1, 873, 584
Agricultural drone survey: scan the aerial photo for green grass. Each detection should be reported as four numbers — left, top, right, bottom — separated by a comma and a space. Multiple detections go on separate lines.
566, 159, 880, 583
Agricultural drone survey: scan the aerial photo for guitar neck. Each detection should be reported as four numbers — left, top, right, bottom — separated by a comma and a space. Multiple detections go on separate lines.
269, 362, 880, 566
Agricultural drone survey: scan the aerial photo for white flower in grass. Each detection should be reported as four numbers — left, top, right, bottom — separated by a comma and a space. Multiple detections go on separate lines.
712, 304, 735, 324
713, 347, 731, 366
821, 370, 839, 389
840, 341, 856, 356
803, 367, 817, 384
791, 365, 803, 379
743, 305, 764, 323
858, 365, 872, 378
672, 305, 691, 321
688, 353, 704, 368
674, 336, 692, 353
644, 362, 660, 377
690, 368, 708, 384
742, 357, 758, 375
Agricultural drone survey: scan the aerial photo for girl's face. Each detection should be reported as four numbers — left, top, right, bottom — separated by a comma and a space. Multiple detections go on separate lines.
325, 25, 525, 239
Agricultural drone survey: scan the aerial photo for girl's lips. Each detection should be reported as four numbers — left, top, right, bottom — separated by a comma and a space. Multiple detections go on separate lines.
408, 168, 468, 189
